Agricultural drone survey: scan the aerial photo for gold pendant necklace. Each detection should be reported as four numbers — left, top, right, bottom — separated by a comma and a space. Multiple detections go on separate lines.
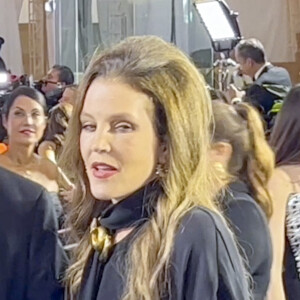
90, 218, 113, 262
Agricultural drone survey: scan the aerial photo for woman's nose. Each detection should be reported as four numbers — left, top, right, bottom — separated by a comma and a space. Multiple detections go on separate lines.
24, 114, 34, 125
91, 131, 112, 154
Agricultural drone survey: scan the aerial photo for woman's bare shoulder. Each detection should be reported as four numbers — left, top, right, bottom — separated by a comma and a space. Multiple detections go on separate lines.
37, 155, 58, 178
269, 167, 291, 186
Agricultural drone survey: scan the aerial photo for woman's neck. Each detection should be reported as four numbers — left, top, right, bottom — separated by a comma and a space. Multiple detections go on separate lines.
6, 143, 36, 165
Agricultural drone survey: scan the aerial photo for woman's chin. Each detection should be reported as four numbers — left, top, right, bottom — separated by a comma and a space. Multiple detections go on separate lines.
91, 190, 118, 202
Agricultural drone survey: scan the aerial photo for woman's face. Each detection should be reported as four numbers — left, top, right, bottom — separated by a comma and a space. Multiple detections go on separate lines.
80, 79, 160, 201
4, 96, 46, 146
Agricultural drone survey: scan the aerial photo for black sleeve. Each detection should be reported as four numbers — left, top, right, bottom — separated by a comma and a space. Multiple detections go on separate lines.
27, 190, 68, 300
244, 84, 277, 114
225, 199, 272, 297
170, 209, 250, 300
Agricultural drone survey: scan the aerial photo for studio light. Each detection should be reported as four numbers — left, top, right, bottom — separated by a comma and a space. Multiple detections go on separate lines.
0, 73, 8, 84
194, 0, 242, 52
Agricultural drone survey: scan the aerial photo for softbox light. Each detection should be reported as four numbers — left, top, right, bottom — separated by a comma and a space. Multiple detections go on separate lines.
194, 0, 242, 52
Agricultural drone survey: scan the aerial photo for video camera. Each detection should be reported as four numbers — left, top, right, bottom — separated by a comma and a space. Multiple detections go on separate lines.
0, 74, 65, 112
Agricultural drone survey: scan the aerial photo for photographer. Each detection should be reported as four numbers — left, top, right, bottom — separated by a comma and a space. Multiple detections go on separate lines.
41, 65, 74, 109
228, 39, 291, 130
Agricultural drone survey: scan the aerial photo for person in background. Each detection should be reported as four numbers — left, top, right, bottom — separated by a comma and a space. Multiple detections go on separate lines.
60, 35, 251, 300
42, 65, 75, 109
38, 85, 78, 164
211, 101, 273, 300
228, 38, 291, 129
0, 166, 67, 300
42, 65, 74, 95
0, 86, 73, 221
268, 85, 300, 300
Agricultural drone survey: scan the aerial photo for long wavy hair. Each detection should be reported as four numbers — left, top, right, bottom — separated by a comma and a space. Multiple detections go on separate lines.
212, 101, 274, 219
61, 36, 224, 299
270, 85, 300, 166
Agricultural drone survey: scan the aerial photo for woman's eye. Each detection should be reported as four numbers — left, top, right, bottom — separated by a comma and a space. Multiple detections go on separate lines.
81, 123, 96, 132
14, 111, 23, 116
32, 112, 41, 118
114, 122, 134, 132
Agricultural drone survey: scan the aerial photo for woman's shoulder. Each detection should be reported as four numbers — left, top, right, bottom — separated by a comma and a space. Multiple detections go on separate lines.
271, 166, 292, 182
278, 164, 300, 182
225, 181, 256, 205
172, 207, 250, 299
176, 207, 235, 250
37, 156, 59, 179
224, 181, 266, 219
268, 166, 293, 196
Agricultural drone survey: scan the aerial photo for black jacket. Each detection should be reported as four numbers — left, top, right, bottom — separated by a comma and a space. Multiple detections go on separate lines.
79, 186, 251, 300
222, 181, 272, 300
245, 64, 291, 115
0, 167, 66, 300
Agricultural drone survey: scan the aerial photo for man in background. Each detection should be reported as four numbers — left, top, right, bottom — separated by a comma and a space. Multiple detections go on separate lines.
229, 38, 291, 127
42, 65, 74, 108
42, 65, 74, 94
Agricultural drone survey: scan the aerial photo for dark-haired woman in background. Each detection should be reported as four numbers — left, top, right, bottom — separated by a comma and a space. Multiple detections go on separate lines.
211, 101, 274, 300
268, 85, 300, 300
0, 86, 72, 219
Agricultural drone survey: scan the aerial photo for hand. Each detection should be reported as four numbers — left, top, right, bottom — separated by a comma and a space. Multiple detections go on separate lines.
228, 84, 239, 100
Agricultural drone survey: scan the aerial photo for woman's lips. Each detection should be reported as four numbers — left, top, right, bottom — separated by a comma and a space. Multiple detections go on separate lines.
19, 129, 35, 136
91, 163, 119, 180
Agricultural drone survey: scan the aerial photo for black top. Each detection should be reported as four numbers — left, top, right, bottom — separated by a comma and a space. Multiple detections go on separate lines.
284, 192, 300, 300
79, 183, 251, 300
222, 180, 272, 300
0, 167, 67, 300
284, 238, 300, 300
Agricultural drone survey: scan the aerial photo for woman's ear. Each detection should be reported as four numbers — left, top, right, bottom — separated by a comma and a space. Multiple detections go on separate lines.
157, 140, 168, 166
210, 141, 233, 167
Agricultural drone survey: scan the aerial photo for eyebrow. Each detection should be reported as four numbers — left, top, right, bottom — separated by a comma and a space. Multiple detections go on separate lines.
80, 112, 137, 122
14, 106, 41, 112
80, 112, 94, 119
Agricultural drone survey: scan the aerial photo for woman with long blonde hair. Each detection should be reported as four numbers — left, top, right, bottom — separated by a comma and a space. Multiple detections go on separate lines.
61, 36, 250, 300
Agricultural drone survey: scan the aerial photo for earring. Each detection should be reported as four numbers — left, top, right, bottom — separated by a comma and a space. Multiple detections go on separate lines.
155, 164, 167, 177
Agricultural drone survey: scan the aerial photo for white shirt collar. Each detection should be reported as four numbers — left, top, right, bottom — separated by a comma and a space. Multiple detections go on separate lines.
254, 62, 270, 81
